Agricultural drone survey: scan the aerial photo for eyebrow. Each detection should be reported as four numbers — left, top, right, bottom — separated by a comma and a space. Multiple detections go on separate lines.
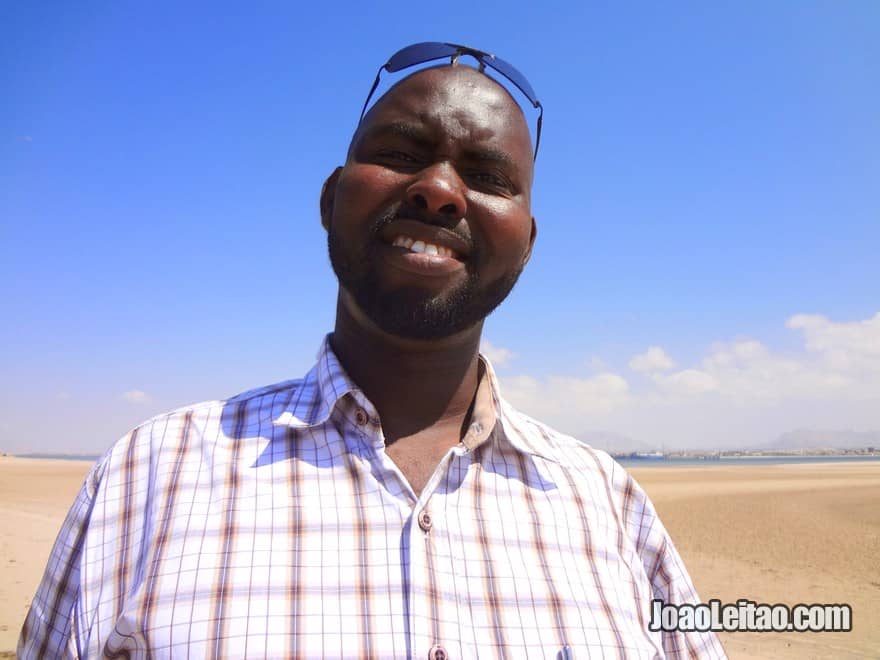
361, 121, 434, 148
462, 147, 517, 171
361, 121, 520, 172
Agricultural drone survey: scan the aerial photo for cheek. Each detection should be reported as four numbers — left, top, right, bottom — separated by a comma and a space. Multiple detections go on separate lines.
335, 165, 402, 219
472, 200, 533, 265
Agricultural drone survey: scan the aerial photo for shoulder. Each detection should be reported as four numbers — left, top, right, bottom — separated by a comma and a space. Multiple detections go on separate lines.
498, 399, 631, 486
96, 377, 308, 478
148, 376, 303, 434
499, 400, 667, 546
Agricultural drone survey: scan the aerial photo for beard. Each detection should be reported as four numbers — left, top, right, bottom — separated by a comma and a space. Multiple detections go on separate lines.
327, 211, 524, 340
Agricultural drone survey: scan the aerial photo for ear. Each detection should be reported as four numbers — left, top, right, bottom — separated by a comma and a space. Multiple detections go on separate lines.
320, 167, 343, 231
522, 216, 538, 267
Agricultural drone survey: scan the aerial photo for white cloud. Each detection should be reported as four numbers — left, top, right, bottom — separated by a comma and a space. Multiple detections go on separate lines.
702, 339, 768, 369
654, 368, 718, 395
503, 371, 630, 420
787, 312, 880, 374
481, 339, 514, 366
121, 389, 150, 403
628, 346, 675, 373
496, 312, 880, 449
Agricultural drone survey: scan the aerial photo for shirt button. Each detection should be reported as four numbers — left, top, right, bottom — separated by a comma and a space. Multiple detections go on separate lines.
428, 644, 448, 660
418, 509, 432, 532
355, 408, 368, 426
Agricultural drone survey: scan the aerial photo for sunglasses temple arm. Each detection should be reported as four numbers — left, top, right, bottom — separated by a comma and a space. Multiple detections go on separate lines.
359, 66, 385, 123
533, 104, 543, 161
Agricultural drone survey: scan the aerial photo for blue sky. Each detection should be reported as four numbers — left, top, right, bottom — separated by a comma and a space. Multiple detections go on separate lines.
2, 2, 878, 453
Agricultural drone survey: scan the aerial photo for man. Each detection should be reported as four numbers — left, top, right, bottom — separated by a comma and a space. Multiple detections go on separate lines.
21, 43, 725, 659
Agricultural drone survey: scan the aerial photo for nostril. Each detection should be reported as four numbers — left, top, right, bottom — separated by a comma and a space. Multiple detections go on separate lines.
413, 194, 428, 210
438, 203, 458, 215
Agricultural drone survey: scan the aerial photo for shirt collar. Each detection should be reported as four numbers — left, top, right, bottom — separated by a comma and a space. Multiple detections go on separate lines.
273, 335, 361, 429
273, 334, 564, 464
470, 352, 565, 464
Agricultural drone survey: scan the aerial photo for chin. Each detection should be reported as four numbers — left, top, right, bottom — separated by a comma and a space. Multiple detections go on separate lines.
360, 288, 477, 340
330, 235, 524, 341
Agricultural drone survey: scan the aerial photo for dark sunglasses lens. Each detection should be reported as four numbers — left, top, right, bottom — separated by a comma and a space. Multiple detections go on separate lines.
486, 56, 538, 106
386, 42, 457, 72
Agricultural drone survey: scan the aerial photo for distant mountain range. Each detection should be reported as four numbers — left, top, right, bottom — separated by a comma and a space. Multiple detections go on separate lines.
9, 429, 878, 460
761, 429, 880, 451
574, 428, 880, 453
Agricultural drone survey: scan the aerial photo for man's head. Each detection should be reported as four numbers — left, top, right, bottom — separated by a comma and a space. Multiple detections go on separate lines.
321, 63, 537, 340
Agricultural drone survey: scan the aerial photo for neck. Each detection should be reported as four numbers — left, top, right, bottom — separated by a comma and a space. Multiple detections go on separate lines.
329, 290, 483, 443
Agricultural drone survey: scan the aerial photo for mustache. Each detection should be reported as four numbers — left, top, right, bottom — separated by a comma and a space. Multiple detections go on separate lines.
370, 201, 475, 250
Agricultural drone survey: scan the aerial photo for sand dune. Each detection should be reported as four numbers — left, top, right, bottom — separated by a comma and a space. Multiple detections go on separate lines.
2, 456, 877, 658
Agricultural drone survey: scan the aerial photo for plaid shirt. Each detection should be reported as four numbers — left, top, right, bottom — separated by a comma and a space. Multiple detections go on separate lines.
20, 337, 725, 659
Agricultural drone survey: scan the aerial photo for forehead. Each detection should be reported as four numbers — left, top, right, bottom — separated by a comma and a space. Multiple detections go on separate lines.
354, 66, 534, 171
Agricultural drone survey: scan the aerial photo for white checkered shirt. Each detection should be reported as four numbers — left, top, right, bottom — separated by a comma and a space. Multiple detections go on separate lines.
20, 337, 726, 659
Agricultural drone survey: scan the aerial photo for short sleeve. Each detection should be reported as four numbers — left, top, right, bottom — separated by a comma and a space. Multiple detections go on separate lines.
18, 457, 106, 659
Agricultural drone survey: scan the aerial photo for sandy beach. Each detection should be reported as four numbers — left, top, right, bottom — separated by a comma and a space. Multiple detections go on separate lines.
2, 456, 878, 658
0, 457, 97, 658
629, 462, 880, 659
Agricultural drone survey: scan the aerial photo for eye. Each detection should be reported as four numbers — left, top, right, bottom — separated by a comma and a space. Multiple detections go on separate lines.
375, 149, 422, 165
467, 170, 514, 194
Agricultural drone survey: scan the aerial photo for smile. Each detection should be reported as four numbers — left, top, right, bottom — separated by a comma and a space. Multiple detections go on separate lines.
390, 235, 459, 259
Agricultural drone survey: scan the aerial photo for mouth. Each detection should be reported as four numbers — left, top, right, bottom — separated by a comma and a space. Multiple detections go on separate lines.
379, 218, 471, 257
389, 235, 459, 259
377, 218, 471, 278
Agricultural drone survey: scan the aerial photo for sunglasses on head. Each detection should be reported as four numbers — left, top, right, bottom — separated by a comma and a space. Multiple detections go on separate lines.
359, 41, 544, 160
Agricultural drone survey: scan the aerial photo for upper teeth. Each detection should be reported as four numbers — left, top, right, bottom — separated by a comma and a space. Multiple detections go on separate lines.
392, 235, 456, 258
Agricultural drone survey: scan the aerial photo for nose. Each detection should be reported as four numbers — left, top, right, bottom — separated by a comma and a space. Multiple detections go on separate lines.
406, 162, 467, 219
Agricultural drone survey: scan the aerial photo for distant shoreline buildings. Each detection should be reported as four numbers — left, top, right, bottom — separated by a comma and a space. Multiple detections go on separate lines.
613, 446, 878, 460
